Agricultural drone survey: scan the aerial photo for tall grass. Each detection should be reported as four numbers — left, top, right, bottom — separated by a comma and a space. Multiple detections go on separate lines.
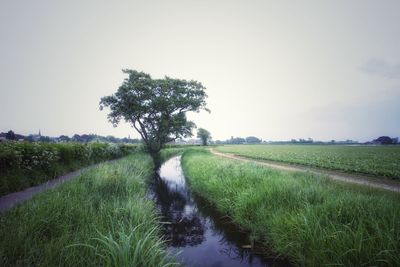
159, 146, 204, 161
182, 150, 400, 266
160, 147, 187, 161
0, 142, 139, 196
0, 153, 177, 267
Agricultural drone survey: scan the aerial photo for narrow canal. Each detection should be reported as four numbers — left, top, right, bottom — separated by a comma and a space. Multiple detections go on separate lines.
149, 155, 290, 267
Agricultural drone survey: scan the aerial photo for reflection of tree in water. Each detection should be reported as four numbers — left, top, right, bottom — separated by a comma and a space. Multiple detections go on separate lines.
150, 174, 205, 247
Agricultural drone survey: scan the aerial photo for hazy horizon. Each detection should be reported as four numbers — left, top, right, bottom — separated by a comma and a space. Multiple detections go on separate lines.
1, 0, 399, 142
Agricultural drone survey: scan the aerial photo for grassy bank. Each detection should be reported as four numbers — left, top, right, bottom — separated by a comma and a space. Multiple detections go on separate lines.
182, 150, 400, 266
0, 142, 138, 196
0, 153, 177, 267
216, 144, 400, 179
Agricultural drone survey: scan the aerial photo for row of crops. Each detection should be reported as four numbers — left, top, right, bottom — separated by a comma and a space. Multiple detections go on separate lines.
216, 144, 400, 179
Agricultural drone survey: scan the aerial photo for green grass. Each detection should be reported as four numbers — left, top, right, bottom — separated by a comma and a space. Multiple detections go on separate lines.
182, 150, 400, 266
0, 142, 139, 196
160, 147, 188, 161
0, 153, 178, 267
216, 144, 400, 179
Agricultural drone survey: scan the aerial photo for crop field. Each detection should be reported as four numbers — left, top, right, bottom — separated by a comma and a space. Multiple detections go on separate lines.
182, 150, 400, 266
216, 144, 400, 179
0, 152, 177, 267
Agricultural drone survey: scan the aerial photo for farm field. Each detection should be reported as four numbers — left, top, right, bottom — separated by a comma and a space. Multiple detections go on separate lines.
182, 150, 400, 266
216, 144, 400, 179
0, 152, 177, 267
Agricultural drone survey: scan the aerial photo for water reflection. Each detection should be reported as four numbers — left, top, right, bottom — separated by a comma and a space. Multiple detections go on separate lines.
150, 173, 205, 246
149, 156, 291, 267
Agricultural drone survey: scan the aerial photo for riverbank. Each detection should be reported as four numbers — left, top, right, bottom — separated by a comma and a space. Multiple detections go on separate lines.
0, 153, 177, 266
149, 155, 286, 266
182, 150, 400, 266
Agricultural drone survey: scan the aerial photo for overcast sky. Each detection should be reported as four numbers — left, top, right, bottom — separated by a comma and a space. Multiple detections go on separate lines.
1, 0, 399, 141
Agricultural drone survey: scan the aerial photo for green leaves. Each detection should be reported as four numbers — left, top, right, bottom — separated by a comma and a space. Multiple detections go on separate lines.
197, 128, 211, 146
100, 70, 209, 155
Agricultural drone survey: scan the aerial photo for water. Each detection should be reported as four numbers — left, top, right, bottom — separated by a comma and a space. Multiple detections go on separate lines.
149, 156, 290, 267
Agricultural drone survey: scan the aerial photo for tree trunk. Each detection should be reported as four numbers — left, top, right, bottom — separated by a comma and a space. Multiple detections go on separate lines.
144, 140, 162, 169
149, 150, 162, 170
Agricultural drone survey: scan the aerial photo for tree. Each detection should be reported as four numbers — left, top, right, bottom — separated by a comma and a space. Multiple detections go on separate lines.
58, 135, 70, 142
100, 69, 208, 165
372, 136, 395, 145
39, 136, 51, 142
245, 136, 261, 144
5, 130, 15, 140
197, 128, 211, 146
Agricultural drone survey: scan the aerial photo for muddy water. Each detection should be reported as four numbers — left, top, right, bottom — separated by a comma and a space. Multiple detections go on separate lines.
149, 156, 290, 267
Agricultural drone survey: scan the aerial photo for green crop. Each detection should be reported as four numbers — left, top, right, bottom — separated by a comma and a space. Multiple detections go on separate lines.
216, 144, 400, 179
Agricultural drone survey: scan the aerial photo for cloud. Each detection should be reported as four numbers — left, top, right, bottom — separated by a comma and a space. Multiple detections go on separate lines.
307, 93, 400, 141
360, 59, 400, 79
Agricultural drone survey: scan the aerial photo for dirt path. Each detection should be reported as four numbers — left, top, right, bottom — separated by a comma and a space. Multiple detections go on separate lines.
0, 164, 102, 213
210, 149, 400, 193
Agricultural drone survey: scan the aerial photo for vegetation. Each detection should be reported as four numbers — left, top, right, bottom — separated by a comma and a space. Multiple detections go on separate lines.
5, 130, 16, 140
216, 144, 400, 179
372, 136, 399, 145
196, 128, 211, 146
100, 69, 209, 165
245, 136, 261, 144
0, 142, 138, 196
160, 147, 188, 161
0, 131, 140, 143
182, 150, 400, 266
214, 136, 262, 145
0, 153, 177, 267
66, 133, 140, 144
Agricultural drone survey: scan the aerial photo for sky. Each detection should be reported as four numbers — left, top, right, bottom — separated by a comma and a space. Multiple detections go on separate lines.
1, 0, 399, 142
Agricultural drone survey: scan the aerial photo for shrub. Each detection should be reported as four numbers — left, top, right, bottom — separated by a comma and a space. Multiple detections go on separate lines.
0, 142, 137, 196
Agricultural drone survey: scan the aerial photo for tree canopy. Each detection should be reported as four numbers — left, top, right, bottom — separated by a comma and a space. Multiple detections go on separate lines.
245, 136, 261, 144
372, 136, 398, 145
100, 69, 208, 161
197, 128, 211, 146
5, 130, 15, 140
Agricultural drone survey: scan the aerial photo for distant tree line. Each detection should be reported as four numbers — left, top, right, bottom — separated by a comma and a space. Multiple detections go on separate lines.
213, 135, 399, 145
0, 130, 140, 144
2, 130, 398, 146
369, 136, 398, 145
214, 136, 262, 145
268, 136, 399, 145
